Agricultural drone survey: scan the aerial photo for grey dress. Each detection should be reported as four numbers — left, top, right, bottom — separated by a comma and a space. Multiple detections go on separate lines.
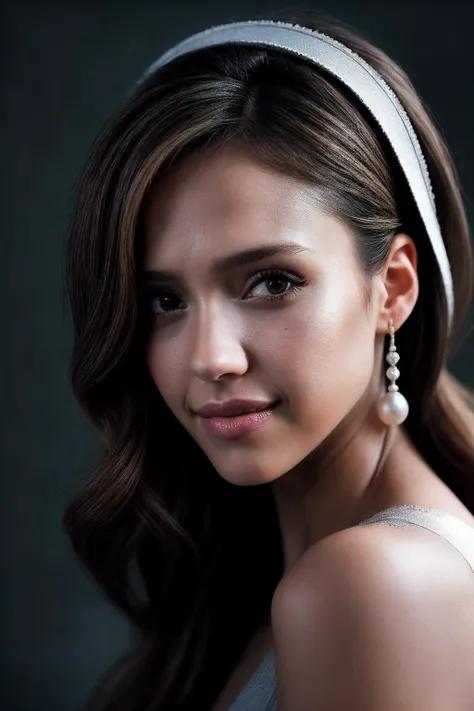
227, 505, 474, 711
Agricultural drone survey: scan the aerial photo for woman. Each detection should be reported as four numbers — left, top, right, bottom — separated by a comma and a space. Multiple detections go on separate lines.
63, 12, 474, 711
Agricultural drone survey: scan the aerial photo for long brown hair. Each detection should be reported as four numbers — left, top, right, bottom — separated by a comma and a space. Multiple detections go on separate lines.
63, 11, 474, 710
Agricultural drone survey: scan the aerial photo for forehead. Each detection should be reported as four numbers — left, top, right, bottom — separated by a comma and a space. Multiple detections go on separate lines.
142, 143, 348, 269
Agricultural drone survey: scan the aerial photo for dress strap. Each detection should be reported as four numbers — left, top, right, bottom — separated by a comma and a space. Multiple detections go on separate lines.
227, 648, 276, 711
357, 505, 474, 573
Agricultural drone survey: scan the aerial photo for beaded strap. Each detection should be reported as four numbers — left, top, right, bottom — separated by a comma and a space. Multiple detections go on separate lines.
357, 504, 474, 573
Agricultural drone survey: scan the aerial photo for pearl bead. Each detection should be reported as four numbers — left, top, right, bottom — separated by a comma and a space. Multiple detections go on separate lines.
386, 351, 400, 365
377, 391, 409, 426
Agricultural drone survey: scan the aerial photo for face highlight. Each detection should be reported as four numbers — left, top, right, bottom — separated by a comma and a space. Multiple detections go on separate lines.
141, 144, 379, 486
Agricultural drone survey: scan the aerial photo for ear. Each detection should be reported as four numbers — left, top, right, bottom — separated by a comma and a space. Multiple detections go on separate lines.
375, 233, 419, 332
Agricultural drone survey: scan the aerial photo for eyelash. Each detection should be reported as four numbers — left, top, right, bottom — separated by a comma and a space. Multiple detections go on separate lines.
145, 267, 306, 320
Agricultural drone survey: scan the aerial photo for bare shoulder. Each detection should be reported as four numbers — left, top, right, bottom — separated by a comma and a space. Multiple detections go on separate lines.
271, 522, 474, 711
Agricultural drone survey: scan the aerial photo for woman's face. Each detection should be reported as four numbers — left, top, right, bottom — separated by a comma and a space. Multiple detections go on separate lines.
142, 143, 381, 485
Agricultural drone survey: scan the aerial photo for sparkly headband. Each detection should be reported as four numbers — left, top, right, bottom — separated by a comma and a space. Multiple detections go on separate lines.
137, 19, 455, 328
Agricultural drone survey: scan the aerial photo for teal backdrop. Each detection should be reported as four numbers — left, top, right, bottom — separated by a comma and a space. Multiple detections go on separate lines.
2, 1, 473, 709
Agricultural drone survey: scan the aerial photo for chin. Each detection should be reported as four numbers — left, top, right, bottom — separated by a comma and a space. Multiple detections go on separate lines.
218, 470, 277, 487
208, 453, 285, 487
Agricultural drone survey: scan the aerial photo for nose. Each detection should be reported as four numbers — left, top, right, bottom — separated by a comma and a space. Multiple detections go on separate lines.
190, 304, 249, 382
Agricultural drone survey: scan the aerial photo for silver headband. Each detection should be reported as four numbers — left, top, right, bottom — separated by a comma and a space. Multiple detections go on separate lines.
138, 20, 454, 328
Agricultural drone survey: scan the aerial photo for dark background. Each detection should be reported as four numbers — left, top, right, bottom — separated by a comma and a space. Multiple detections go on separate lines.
2, 1, 473, 710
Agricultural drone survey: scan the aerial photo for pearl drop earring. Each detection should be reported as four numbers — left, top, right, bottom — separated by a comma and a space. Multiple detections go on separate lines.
377, 318, 409, 426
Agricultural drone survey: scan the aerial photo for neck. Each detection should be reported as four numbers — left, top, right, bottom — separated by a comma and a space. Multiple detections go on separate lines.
270, 395, 414, 574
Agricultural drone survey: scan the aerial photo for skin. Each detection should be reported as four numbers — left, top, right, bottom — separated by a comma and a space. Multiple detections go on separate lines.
271, 523, 474, 710
141, 141, 474, 710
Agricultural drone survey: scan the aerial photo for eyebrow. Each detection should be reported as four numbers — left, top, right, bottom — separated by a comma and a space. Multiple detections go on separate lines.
140, 243, 312, 284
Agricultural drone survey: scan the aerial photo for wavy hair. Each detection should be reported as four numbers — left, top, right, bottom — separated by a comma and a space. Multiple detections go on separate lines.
63, 11, 474, 711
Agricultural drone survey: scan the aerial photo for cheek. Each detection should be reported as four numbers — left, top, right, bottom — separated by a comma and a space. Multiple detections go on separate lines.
268, 284, 376, 430
146, 337, 185, 412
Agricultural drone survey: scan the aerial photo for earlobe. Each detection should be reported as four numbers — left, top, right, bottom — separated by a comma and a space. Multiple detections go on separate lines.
377, 233, 419, 331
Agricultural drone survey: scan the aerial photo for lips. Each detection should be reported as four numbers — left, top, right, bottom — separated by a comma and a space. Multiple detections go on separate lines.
196, 401, 280, 440
195, 399, 279, 418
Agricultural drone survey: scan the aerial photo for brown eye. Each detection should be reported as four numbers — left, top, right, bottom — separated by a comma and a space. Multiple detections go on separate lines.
265, 277, 291, 295
149, 290, 185, 315
245, 268, 306, 300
